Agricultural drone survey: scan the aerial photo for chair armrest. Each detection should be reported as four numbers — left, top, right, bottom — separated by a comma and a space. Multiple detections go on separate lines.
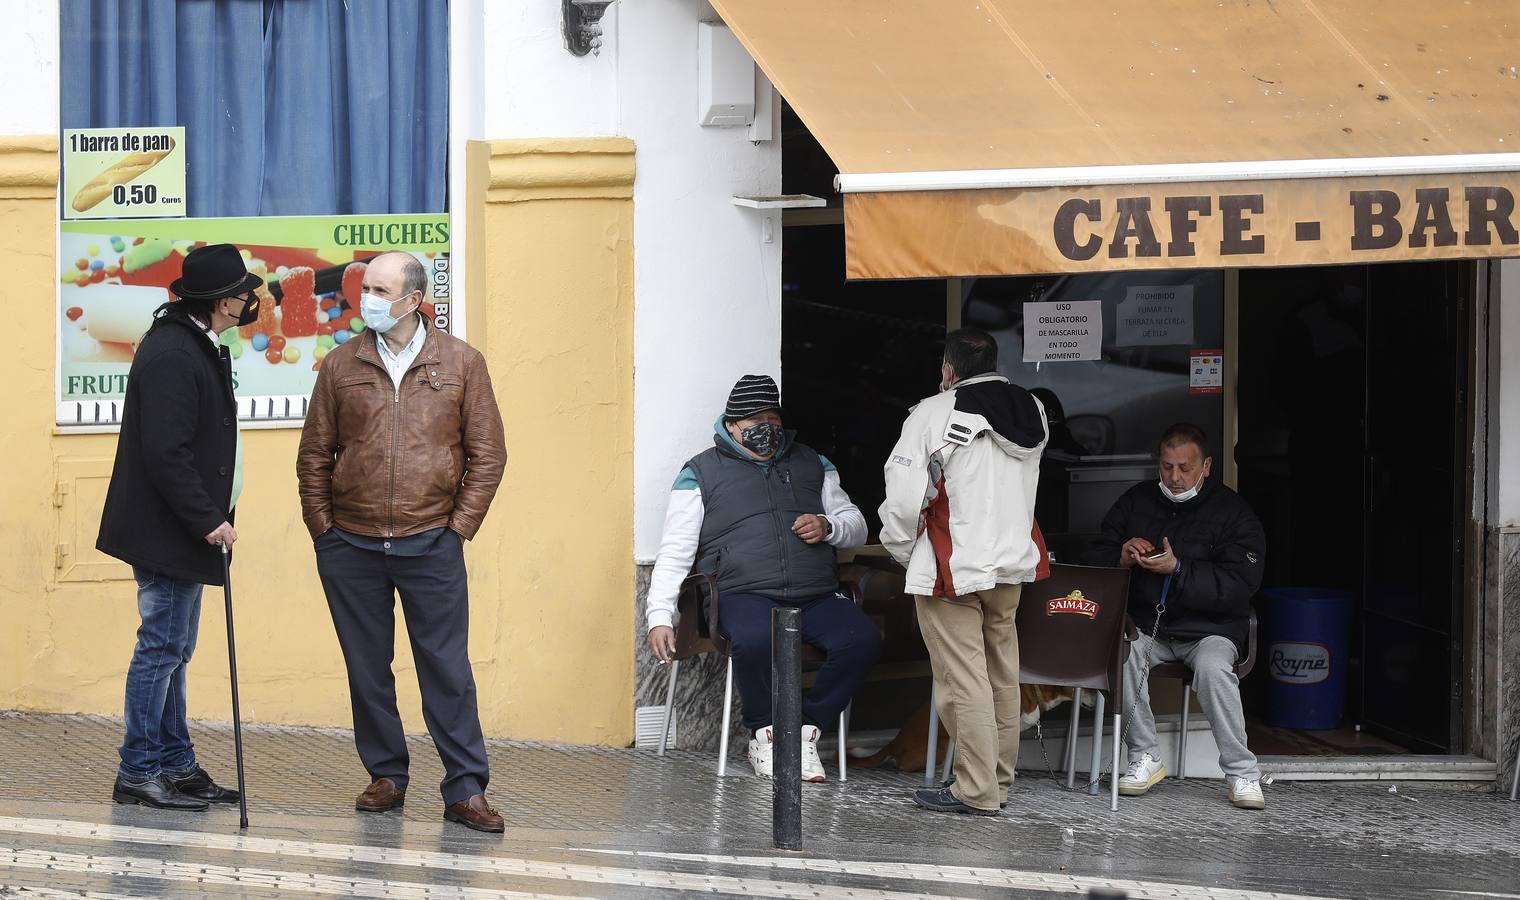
839, 578, 864, 607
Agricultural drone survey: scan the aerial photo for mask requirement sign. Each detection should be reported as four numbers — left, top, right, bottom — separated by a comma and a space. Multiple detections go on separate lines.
1023, 300, 1102, 363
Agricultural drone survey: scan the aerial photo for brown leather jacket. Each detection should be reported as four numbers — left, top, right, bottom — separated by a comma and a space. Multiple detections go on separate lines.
296, 322, 506, 541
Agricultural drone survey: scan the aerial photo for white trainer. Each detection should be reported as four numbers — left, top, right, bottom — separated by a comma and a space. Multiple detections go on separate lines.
1228, 776, 1266, 810
801, 725, 826, 783
1117, 753, 1167, 796
747, 727, 774, 778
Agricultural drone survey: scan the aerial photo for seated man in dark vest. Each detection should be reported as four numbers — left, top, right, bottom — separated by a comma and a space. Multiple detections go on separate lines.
645, 375, 881, 781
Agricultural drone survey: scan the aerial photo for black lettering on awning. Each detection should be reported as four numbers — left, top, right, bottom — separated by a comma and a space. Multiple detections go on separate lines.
1464, 186, 1519, 246
1408, 188, 1457, 248
1220, 195, 1265, 255
1350, 190, 1402, 250
1165, 196, 1211, 257
1054, 198, 1102, 261
1109, 197, 1162, 259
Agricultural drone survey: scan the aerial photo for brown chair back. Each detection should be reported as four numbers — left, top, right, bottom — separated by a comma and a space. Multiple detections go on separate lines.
1016, 563, 1134, 697
671, 573, 725, 661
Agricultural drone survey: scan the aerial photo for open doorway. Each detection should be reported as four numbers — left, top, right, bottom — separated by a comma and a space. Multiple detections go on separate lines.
1236, 262, 1472, 755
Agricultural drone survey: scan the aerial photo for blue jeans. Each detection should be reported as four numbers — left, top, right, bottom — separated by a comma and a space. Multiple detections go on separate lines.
719, 591, 882, 732
118, 567, 203, 782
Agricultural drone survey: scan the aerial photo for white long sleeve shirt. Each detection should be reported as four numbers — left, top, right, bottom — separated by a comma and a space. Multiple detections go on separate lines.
645, 454, 866, 632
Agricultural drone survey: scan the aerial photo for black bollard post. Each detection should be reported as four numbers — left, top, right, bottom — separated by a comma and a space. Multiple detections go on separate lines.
771, 606, 803, 850
1087, 889, 1128, 900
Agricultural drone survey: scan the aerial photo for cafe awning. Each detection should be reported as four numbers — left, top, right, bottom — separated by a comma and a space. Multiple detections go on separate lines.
707, 0, 1520, 277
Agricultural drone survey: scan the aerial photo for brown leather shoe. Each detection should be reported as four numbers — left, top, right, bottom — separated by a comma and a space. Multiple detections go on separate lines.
355, 778, 405, 812
444, 794, 504, 833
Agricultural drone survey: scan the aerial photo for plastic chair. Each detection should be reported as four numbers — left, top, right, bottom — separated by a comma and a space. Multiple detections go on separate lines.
924, 563, 1134, 810
656, 572, 858, 780
1148, 611, 1258, 778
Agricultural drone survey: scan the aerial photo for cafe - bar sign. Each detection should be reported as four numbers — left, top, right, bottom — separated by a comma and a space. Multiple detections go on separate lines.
844, 172, 1520, 278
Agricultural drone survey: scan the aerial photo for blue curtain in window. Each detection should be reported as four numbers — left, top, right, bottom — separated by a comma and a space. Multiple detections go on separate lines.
61, 0, 448, 218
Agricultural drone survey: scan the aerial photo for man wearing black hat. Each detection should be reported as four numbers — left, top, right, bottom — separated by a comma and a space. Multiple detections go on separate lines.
98, 243, 263, 810
645, 374, 880, 781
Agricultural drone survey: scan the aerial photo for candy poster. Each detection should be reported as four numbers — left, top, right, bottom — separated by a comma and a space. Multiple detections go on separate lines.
57, 214, 452, 426
62, 127, 187, 220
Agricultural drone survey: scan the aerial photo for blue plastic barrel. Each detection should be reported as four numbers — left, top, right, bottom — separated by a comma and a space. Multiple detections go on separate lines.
1263, 588, 1355, 730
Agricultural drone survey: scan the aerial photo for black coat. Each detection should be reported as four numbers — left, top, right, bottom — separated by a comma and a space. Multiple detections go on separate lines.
97, 313, 238, 586
1087, 478, 1265, 656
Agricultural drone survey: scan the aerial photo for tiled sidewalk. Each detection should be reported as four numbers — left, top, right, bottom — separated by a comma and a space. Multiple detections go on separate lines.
0, 711, 1516, 898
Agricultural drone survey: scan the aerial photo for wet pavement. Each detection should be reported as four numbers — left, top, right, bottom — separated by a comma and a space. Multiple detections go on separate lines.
0, 711, 1516, 898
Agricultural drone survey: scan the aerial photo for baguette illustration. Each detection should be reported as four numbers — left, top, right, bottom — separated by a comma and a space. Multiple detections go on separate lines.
70, 139, 175, 212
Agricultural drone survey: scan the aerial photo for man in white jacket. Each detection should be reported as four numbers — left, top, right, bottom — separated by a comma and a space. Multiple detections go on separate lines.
646, 375, 879, 781
880, 329, 1047, 816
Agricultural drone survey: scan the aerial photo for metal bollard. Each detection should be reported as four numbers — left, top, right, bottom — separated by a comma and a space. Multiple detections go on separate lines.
1087, 890, 1128, 900
771, 606, 803, 850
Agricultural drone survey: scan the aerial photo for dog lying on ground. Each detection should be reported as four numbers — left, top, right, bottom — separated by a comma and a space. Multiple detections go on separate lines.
849, 684, 1076, 772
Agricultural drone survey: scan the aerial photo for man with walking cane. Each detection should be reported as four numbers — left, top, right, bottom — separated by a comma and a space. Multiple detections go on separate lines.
98, 243, 260, 811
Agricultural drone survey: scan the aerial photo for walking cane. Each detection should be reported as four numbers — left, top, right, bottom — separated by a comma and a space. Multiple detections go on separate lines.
219, 541, 250, 829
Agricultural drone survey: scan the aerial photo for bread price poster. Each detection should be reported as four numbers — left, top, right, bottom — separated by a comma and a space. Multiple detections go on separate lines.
57, 214, 453, 427
62, 127, 187, 220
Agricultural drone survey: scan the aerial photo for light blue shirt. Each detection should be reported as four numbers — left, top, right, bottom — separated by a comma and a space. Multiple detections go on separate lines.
374, 313, 428, 391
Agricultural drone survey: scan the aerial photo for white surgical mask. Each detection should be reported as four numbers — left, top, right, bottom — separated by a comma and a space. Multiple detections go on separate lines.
1160, 475, 1204, 504
360, 292, 412, 334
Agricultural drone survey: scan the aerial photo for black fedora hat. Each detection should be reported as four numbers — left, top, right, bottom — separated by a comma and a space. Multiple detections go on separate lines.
169, 243, 263, 301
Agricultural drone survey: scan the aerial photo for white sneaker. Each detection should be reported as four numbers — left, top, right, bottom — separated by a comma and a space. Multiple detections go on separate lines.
747, 727, 774, 778
801, 725, 826, 783
1117, 753, 1166, 796
1228, 776, 1266, 810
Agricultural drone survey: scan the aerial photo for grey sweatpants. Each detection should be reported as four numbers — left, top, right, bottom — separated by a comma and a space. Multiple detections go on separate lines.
1123, 633, 1261, 781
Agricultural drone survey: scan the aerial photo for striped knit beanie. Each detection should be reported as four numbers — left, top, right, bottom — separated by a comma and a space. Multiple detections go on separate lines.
724, 374, 783, 421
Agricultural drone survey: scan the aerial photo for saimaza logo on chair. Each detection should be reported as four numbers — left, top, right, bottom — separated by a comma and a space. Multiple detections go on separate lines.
1046, 590, 1099, 619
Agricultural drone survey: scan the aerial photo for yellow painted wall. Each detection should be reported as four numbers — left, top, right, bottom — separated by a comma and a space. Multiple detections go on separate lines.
0, 135, 635, 746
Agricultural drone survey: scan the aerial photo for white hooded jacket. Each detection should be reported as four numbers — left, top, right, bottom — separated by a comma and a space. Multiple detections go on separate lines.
878, 373, 1048, 597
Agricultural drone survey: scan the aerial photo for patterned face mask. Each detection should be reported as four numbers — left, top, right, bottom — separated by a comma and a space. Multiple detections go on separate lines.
739, 422, 784, 458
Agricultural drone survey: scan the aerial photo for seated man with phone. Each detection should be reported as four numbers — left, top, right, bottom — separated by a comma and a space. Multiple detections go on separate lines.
1087, 424, 1268, 810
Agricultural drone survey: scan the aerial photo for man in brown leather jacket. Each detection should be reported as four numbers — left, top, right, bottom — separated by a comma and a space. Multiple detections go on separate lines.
296, 252, 507, 832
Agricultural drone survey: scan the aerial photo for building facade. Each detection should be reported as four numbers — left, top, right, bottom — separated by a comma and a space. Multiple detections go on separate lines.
0, 1, 1516, 790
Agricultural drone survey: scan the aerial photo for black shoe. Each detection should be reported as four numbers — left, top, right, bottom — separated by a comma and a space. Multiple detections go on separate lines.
913, 787, 999, 816
166, 766, 240, 804
940, 777, 1008, 809
112, 775, 209, 810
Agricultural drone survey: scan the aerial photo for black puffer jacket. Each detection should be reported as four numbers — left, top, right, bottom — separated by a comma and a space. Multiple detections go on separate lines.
1087, 478, 1265, 656
97, 312, 238, 586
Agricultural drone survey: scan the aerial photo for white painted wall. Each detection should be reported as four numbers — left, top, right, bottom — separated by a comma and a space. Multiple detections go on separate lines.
1498, 260, 1520, 526
619, 1, 783, 560
0, 1, 58, 135
483, 1, 619, 138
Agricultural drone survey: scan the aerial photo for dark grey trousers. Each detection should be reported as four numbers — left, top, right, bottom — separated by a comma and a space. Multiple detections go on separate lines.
315, 528, 489, 805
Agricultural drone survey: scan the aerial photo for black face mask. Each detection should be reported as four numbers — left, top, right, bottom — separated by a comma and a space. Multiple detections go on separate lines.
739, 422, 784, 457
232, 291, 261, 327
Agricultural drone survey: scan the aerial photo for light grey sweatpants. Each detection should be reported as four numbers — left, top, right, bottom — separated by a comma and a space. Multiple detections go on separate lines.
1123, 633, 1261, 781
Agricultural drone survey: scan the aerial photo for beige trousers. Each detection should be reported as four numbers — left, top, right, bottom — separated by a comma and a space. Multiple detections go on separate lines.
915, 584, 1022, 811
